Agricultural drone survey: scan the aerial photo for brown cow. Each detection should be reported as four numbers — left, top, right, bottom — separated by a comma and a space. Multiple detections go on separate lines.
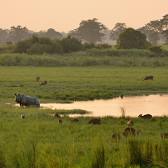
88, 118, 101, 125
40, 80, 48, 86
144, 75, 154, 80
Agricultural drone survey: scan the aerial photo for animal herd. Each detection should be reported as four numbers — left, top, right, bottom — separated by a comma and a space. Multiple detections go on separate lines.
15, 74, 162, 140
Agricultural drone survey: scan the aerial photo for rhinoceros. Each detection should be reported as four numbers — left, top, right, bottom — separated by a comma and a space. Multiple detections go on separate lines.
15, 93, 40, 107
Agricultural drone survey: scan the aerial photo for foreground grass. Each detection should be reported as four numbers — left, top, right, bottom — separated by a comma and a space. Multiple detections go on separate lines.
0, 104, 168, 168
1, 66, 168, 101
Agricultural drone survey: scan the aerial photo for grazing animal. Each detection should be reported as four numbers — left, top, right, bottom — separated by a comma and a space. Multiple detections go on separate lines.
127, 119, 134, 127
123, 127, 136, 137
21, 114, 25, 119
144, 75, 154, 80
58, 119, 62, 124
15, 93, 40, 107
88, 118, 101, 125
112, 133, 121, 141
138, 114, 152, 119
40, 80, 48, 86
161, 133, 168, 139
36, 76, 40, 82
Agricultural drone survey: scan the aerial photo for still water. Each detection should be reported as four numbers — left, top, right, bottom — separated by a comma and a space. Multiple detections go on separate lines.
41, 94, 168, 117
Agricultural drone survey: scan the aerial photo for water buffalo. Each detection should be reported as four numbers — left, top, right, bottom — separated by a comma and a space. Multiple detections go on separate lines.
138, 114, 152, 119
88, 118, 101, 125
15, 94, 40, 107
144, 75, 154, 80
40, 80, 47, 86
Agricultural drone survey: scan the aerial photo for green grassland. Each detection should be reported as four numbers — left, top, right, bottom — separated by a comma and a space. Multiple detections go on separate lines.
1, 66, 168, 102
0, 66, 168, 167
0, 104, 168, 168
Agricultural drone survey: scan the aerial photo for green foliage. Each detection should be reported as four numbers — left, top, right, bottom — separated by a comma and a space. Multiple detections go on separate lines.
118, 28, 149, 49
127, 140, 153, 167
0, 66, 168, 101
15, 36, 83, 54
70, 18, 106, 43
60, 36, 83, 53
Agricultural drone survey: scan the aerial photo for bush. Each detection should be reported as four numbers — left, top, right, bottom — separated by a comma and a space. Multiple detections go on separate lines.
15, 36, 83, 54
118, 28, 149, 49
149, 46, 162, 54
60, 36, 83, 53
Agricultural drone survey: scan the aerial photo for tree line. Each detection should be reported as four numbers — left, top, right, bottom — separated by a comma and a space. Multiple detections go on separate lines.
0, 15, 168, 53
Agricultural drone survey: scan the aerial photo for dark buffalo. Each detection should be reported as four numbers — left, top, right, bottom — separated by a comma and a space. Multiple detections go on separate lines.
138, 114, 152, 119
40, 80, 47, 86
15, 94, 40, 107
144, 75, 154, 80
88, 118, 101, 125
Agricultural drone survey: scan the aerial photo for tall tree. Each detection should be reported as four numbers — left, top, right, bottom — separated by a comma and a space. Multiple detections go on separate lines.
0, 29, 8, 43
118, 28, 148, 49
160, 14, 168, 42
70, 18, 106, 43
138, 20, 161, 45
111, 23, 126, 41
8, 26, 32, 43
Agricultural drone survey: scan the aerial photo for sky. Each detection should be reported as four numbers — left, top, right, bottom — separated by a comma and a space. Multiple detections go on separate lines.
0, 0, 167, 32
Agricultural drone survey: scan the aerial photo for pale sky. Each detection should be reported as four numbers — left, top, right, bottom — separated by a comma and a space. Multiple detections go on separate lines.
0, 0, 167, 32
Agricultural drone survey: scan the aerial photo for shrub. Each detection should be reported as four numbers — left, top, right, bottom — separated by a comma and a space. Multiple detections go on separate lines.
60, 36, 83, 53
118, 28, 149, 49
149, 46, 162, 54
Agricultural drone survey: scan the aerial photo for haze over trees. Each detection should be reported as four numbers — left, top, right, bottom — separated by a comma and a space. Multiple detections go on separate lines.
0, 14, 167, 46
111, 23, 127, 41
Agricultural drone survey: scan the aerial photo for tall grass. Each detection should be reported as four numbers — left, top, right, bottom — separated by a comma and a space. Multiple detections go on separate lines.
91, 145, 105, 168
0, 49, 168, 67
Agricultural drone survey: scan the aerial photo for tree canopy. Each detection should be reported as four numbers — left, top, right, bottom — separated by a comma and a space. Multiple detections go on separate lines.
118, 28, 149, 49
70, 18, 106, 44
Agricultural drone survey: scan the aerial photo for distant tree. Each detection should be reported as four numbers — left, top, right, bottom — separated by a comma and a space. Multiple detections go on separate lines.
60, 36, 83, 53
37, 28, 62, 40
0, 29, 8, 43
160, 14, 168, 42
118, 28, 149, 49
138, 20, 162, 45
8, 26, 32, 43
111, 23, 126, 41
70, 18, 106, 43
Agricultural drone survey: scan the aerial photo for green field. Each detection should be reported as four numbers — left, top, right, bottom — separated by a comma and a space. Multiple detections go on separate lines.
1, 66, 168, 102
0, 66, 168, 168
0, 104, 168, 168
